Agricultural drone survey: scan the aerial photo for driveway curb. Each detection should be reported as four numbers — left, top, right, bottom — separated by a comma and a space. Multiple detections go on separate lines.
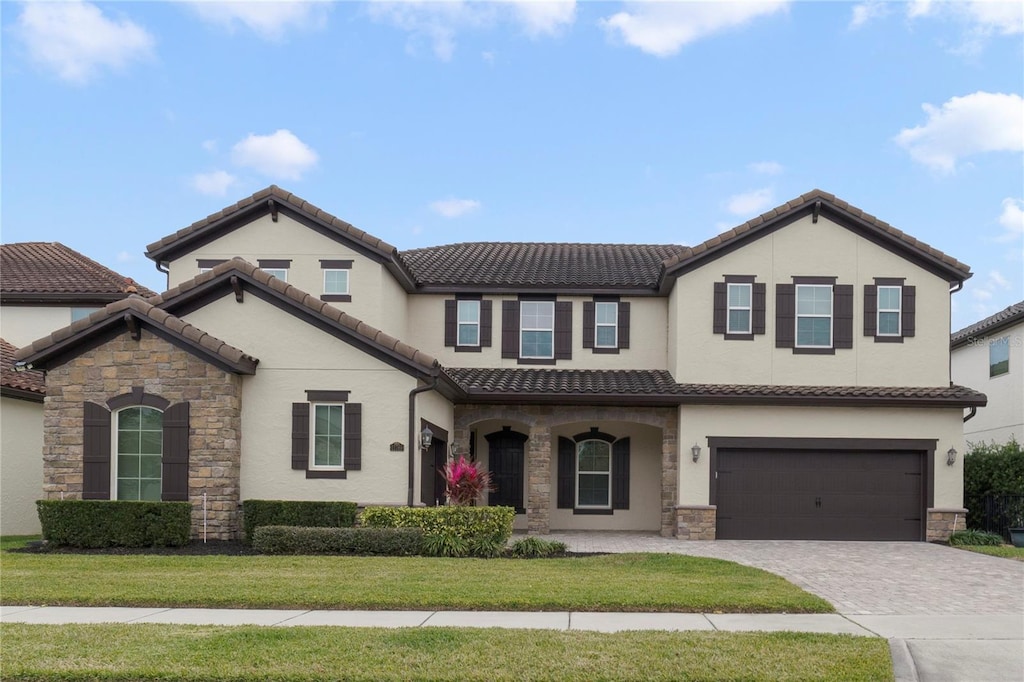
888, 638, 919, 682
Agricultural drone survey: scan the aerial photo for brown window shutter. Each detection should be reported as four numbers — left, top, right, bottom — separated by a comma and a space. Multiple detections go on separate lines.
554, 301, 572, 360
444, 300, 457, 347
618, 302, 630, 349
501, 301, 519, 358
752, 283, 766, 335
557, 437, 575, 509
775, 284, 795, 348
612, 437, 630, 510
480, 300, 493, 347
864, 285, 878, 337
344, 403, 362, 470
83, 401, 111, 500
291, 403, 309, 470
902, 286, 915, 338
713, 282, 727, 334
161, 402, 190, 501
582, 302, 595, 349
834, 284, 854, 349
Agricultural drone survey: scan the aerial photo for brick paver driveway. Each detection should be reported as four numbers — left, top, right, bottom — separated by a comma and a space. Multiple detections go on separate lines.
545, 532, 1024, 616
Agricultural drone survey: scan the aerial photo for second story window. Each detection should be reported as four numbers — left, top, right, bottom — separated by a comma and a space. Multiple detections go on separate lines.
796, 284, 832, 348
727, 283, 752, 334
320, 260, 353, 302
258, 259, 291, 283
457, 300, 480, 346
520, 300, 554, 359
594, 302, 618, 348
324, 270, 349, 296
877, 286, 901, 336
990, 336, 1010, 377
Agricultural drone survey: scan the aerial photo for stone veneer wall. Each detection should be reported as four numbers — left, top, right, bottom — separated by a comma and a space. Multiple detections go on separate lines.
926, 507, 967, 542
675, 505, 716, 540
42, 331, 243, 540
453, 404, 678, 536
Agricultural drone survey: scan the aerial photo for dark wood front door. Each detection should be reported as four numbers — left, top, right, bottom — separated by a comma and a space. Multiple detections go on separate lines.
486, 428, 526, 513
420, 440, 447, 506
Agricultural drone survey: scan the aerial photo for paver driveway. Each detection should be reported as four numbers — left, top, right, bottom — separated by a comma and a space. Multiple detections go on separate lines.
545, 532, 1024, 616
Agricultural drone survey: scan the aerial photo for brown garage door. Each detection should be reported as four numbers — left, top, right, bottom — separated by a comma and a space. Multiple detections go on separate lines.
716, 448, 924, 540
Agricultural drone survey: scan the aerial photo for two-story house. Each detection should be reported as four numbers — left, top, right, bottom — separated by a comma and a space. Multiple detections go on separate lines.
15, 187, 986, 542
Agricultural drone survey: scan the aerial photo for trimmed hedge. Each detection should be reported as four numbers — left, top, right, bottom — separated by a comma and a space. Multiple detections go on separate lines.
253, 526, 424, 555
509, 537, 568, 558
36, 499, 191, 548
361, 506, 515, 558
964, 439, 1024, 530
948, 529, 1005, 546
241, 500, 358, 544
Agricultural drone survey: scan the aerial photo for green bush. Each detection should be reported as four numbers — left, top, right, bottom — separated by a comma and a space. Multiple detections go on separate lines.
361, 506, 515, 558
509, 536, 568, 558
36, 500, 191, 548
964, 439, 1024, 530
253, 526, 424, 555
241, 500, 358, 545
948, 529, 1005, 546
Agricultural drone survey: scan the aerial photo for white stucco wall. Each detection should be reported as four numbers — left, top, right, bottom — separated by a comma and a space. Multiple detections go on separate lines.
1, 306, 83, 348
670, 215, 952, 387
952, 320, 1024, 445
0, 396, 43, 534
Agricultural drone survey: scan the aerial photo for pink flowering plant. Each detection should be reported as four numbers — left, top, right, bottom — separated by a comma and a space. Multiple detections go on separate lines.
443, 456, 494, 506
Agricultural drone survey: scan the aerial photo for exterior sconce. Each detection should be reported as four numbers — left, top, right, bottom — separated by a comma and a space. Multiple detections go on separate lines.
449, 442, 459, 457
946, 447, 957, 466
691, 443, 701, 462
420, 426, 433, 451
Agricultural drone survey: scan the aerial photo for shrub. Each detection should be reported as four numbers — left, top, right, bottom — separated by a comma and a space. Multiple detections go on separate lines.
361, 506, 515, 558
36, 499, 191, 548
241, 500, 358, 545
509, 536, 568, 558
443, 456, 494, 506
964, 439, 1024, 530
253, 526, 424, 555
948, 529, 1005, 546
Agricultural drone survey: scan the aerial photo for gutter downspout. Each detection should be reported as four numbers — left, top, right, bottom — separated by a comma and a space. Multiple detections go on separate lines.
408, 363, 441, 507
155, 260, 170, 292
948, 280, 964, 385
963, 406, 977, 423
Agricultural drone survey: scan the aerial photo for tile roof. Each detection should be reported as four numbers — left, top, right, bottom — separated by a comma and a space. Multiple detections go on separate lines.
0, 338, 45, 399
1, 242, 156, 298
446, 367, 684, 395
951, 300, 1024, 348
670, 382, 987, 406
401, 242, 685, 289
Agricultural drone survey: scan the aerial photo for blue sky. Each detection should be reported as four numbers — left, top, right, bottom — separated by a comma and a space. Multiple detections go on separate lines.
2, 0, 1022, 332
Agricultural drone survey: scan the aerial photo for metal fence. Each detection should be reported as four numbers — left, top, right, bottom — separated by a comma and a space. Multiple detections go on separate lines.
982, 494, 1024, 542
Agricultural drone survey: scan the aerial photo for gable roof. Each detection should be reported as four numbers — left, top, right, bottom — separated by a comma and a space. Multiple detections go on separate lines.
14, 296, 259, 375
951, 300, 1024, 349
1, 338, 45, 402
1, 242, 156, 303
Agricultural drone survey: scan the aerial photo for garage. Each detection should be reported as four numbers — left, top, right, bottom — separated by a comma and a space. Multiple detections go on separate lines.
712, 438, 929, 541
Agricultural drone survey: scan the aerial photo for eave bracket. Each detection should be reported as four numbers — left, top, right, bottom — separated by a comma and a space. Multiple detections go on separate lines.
124, 314, 141, 341
231, 275, 244, 303
812, 200, 821, 224
268, 199, 279, 222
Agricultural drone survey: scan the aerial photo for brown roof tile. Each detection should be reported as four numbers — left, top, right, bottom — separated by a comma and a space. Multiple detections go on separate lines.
0, 338, 45, 398
1, 242, 156, 298
951, 300, 1024, 348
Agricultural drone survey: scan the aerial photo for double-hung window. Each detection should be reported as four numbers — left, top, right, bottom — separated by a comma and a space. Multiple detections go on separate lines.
877, 286, 901, 336
311, 403, 344, 470
520, 301, 554, 359
594, 302, 618, 348
115, 406, 163, 501
727, 283, 752, 334
576, 439, 612, 509
796, 285, 833, 348
990, 337, 1010, 377
457, 300, 480, 347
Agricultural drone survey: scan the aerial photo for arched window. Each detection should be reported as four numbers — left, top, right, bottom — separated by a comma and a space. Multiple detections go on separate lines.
115, 406, 163, 501
577, 439, 612, 509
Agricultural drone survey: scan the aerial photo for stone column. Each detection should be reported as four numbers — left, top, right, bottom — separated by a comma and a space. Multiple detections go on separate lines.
660, 410, 679, 537
526, 424, 551, 534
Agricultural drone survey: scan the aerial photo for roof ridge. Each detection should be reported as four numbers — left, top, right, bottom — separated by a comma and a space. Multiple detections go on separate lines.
951, 300, 1024, 343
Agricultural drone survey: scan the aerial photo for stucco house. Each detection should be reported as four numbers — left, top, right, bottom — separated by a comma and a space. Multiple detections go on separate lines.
951, 301, 1024, 445
15, 187, 986, 542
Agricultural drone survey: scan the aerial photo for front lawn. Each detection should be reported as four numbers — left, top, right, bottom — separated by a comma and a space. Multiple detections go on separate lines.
0, 623, 892, 682
0, 537, 831, 613
953, 544, 1024, 561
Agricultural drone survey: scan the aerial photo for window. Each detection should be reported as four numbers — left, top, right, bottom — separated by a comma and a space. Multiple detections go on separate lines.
520, 300, 554, 359
595, 302, 618, 348
584, 299, 630, 353
990, 336, 1010, 377
292, 392, 361, 478
323, 269, 349, 296
198, 268, 212, 274
319, 260, 353, 302
262, 268, 288, 281
576, 440, 612, 509
457, 300, 480, 346
727, 284, 752, 334
258, 259, 291, 282
311, 404, 344, 469
877, 286, 901, 336
115, 406, 163, 501
796, 285, 833, 348
71, 307, 100, 322
864, 281, 914, 342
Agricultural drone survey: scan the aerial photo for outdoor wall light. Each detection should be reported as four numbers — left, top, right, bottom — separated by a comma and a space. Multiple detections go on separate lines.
420, 426, 434, 451
691, 443, 701, 462
946, 447, 957, 466
449, 441, 459, 457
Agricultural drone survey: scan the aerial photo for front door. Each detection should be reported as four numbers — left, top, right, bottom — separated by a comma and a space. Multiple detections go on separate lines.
485, 428, 526, 513
420, 439, 447, 506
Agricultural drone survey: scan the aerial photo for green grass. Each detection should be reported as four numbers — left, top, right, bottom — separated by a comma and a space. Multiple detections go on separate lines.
0, 544, 830, 612
0, 623, 892, 681
954, 544, 1024, 561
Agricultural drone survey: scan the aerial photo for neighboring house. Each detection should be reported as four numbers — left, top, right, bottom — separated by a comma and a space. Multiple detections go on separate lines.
15, 187, 986, 542
0, 242, 154, 534
951, 301, 1024, 445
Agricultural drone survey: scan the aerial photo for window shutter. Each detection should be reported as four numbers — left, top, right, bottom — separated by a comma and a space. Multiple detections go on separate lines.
618, 302, 630, 349
775, 284, 795, 348
612, 437, 630, 510
82, 401, 111, 500
554, 301, 572, 360
557, 437, 575, 509
344, 403, 362, 470
582, 302, 595, 349
834, 284, 854, 349
864, 285, 877, 337
501, 301, 519, 358
480, 300, 493, 347
291, 403, 309, 470
902, 286, 915, 338
712, 282, 727, 334
444, 300, 457, 347
161, 402, 190, 501
752, 283, 766, 335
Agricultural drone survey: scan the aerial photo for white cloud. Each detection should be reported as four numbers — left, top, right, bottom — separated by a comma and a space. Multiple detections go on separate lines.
430, 198, 481, 218
599, 1, 789, 57
906, 0, 1022, 55
186, 1, 330, 41
725, 188, 774, 216
15, 1, 154, 85
894, 91, 1024, 173
849, 1, 890, 29
191, 170, 238, 197
504, 0, 576, 37
996, 198, 1024, 242
231, 130, 318, 181
116, 251, 135, 263
748, 160, 783, 175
